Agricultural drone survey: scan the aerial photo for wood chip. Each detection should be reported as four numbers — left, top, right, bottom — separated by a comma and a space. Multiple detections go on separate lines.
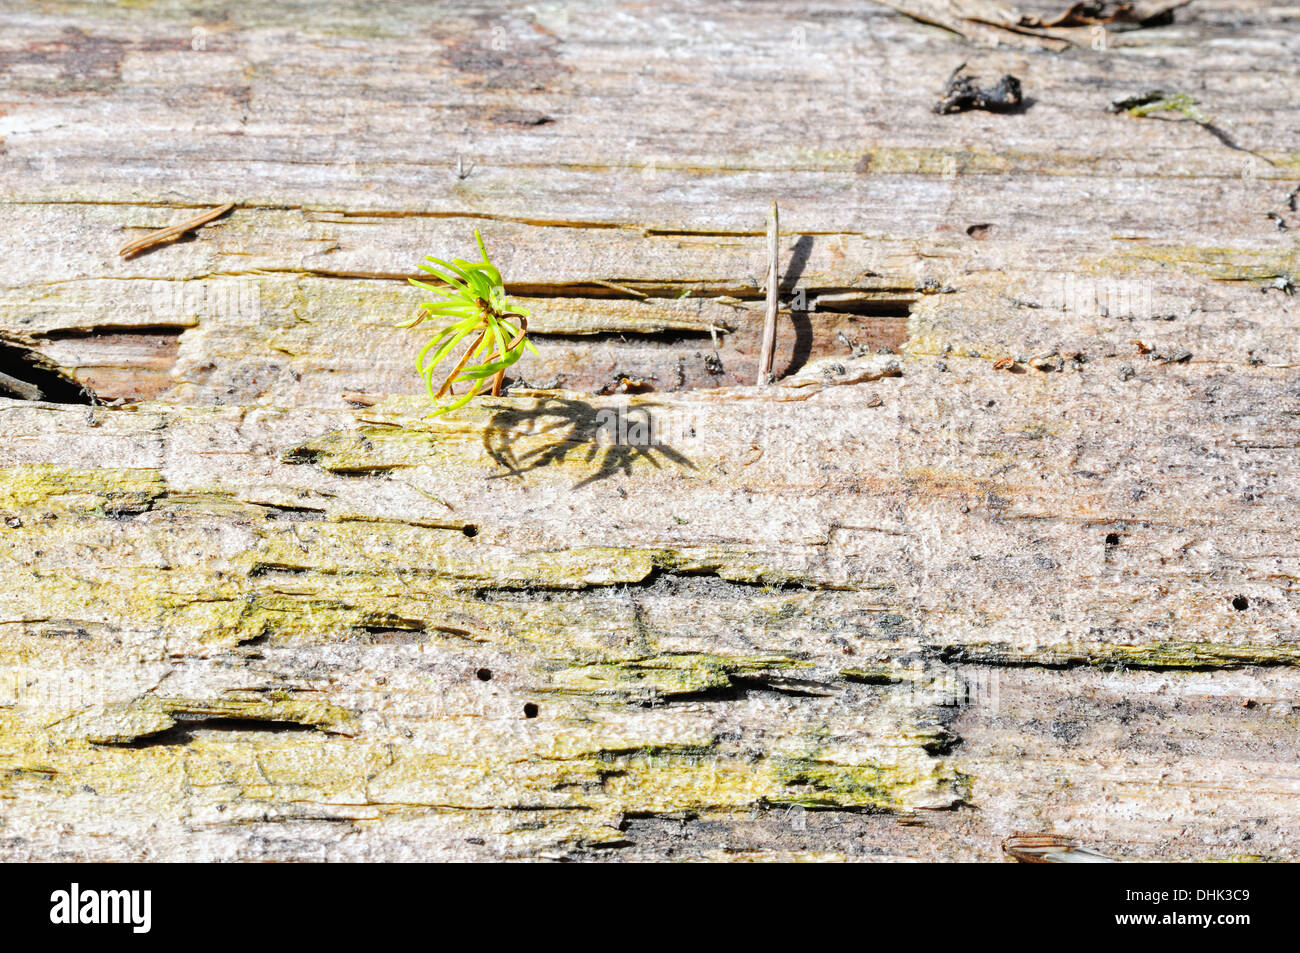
1003, 833, 1117, 863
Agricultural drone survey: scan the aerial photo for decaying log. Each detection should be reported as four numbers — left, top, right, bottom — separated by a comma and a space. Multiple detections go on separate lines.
1, 0, 1298, 861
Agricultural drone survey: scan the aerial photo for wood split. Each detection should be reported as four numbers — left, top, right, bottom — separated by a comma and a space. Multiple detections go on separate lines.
591, 279, 648, 298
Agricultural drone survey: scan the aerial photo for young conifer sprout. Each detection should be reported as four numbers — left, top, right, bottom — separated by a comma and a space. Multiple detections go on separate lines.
399, 230, 535, 416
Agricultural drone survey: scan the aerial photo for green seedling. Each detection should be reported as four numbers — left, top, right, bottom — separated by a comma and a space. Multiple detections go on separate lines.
399, 231, 535, 416
1111, 90, 1212, 125
1110, 89, 1276, 166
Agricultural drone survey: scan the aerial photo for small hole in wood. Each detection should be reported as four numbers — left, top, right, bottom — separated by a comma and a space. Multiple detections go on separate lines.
1104, 533, 1120, 546
476, 668, 492, 681
1231, 595, 1249, 611
462, 524, 479, 538
523, 702, 539, 718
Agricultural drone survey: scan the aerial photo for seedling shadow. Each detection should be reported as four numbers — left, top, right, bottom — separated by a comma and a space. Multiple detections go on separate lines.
484, 396, 695, 489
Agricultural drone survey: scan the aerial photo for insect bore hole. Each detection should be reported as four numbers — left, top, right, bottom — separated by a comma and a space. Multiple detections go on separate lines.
476, 668, 492, 681
523, 702, 539, 719
1104, 533, 1120, 546
1231, 595, 1249, 611
462, 524, 479, 538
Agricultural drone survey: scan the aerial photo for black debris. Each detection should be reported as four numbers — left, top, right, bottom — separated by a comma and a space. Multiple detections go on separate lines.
934, 64, 1024, 115
1108, 90, 1166, 113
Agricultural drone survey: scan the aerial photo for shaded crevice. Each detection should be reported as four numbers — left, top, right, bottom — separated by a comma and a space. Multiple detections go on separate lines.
921, 730, 962, 756
248, 562, 311, 578
531, 329, 718, 345
638, 566, 825, 593
279, 442, 398, 475
936, 643, 1300, 672
470, 569, 824, 602
510, 299, 913, 392
0, 335, 98, 404
668, 675, 831, 703
30, 325, 186, 402
102, 499, 154, 520
254, 503, 328, 521
36, 323, 193, 340
594, 744, 718, 761
354, 613, 428, 640
509, 283, 916, 302
96, 716, 321, 748
811, 296, 915, 317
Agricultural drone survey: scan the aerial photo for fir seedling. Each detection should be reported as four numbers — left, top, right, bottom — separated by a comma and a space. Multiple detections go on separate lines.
1110, 90, 1212, 125
399, 231, 535, 416
1109, 89, 1274, 166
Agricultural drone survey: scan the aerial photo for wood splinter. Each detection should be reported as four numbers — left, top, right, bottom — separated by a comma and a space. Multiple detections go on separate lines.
117, 202, 236, 259
757, 200, 780, 385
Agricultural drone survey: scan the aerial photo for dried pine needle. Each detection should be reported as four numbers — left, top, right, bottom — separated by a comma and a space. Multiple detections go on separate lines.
118, 203, 235, 258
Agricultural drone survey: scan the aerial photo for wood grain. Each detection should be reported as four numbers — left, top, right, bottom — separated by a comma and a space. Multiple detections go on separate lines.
0, 0, 1297, 861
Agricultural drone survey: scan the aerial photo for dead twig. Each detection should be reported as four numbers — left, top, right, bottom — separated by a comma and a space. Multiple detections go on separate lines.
118, 203, 236, 259
0, 370, 43, 401
757, 200, 780, 385
591, 279, 648, 298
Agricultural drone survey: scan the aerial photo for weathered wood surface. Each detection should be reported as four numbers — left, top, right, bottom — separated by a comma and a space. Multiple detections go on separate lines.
1, 0, 1298, 861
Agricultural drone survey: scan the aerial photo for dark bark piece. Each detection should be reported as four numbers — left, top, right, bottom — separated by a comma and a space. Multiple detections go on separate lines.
934, 65, 1025, 114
